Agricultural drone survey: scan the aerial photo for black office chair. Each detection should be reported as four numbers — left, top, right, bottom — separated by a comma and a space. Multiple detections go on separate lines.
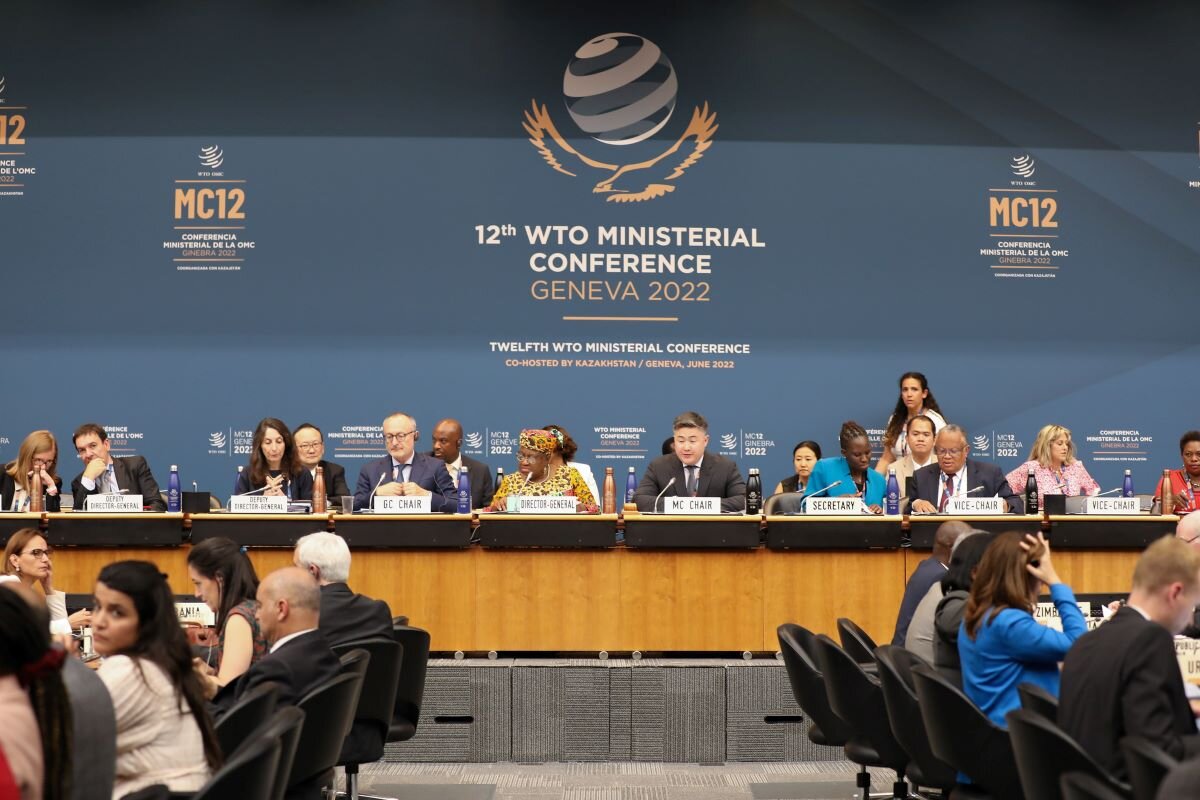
1120, 737, 1177, 800
1018, 682, 1060, 724
763, 494, 792, 515
1061, 771, 1130, 800
873, 646, 956, 794
389, 624, 430, 744
1007, 708, 1130, 800
287, 671, 366, 799
253, 706, 306, 800
339, 647, 371, 682
837, 617, 879, 664
910, 662, 1024, 799
332, 638, 404, 800
194, 722, 281, 800
814, 634, 909, 799
215, 681, 280, 759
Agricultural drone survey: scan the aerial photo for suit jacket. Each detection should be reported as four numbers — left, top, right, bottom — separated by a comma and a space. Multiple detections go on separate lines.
462, 454, 495, 510
61, 657, 116, 800
891, 555, 947, 646
906, 458, 1021, 514
319, 582, 394, 647
0, 470, 63, 512
311, 459, 351, 500
71, 455, 166, 512
1059, 606, 1200, 780
634, 452, 746, 512
215, 628, 342, 712
354, 452, 456, 511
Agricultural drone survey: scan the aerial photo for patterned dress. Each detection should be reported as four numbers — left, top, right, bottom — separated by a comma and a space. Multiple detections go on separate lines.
210, 599, 269, 671
489, 465, 598, 512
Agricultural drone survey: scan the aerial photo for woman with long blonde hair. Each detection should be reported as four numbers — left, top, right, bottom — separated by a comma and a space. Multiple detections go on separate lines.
1005, 424, 1100, 498
1, 430, 63, 512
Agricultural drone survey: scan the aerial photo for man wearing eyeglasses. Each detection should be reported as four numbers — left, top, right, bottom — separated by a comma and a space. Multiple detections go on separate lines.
908, 424, 1021, 514
293, 424, 351, 501
353, 412, 457, 511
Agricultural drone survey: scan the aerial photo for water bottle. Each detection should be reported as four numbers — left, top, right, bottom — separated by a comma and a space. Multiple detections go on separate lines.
457, 467, 471, 514
312, 466, 326, 513
1025, 469, 1039, 515
625, 466, 637, 505
234, 465, 244, 496
167, 465, 181, 512
885, 468, 900, 515
1161, 469, 1174, 515
602, 467, 616, 514
746, 468, 762, 514
1122, 469, 1134, 498
495, 466, 504, 495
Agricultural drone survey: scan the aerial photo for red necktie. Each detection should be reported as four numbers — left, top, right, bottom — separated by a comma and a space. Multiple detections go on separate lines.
939, 474, 955, 512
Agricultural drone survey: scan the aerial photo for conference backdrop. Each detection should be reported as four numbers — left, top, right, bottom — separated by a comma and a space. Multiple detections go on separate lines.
3, 0, 1199, 498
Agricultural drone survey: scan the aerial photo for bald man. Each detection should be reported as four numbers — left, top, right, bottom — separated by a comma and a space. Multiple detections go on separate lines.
214, 566, 341, 712
429, 418, 494, 510
891, 520, 971, 645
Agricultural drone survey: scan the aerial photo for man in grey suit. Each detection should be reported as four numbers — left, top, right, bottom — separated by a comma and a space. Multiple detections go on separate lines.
907, 425, 1022, 514
430, 418, 494, 510
634, 411, 746, 512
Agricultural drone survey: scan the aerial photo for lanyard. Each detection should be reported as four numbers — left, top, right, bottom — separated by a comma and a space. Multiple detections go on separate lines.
1179, 470, 1197, 511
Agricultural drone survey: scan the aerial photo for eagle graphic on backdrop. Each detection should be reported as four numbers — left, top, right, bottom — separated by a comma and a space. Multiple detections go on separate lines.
522, 32, 718, 203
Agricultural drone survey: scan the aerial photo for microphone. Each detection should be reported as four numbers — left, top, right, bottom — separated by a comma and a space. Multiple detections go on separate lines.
801, 480, 842, 500
191, 481, 198, 493
364, 472, 388, 510
652, 477, 676, 513
1095, 486, 1122, 497
234, 485, 269, 497
964, 485, 986, 496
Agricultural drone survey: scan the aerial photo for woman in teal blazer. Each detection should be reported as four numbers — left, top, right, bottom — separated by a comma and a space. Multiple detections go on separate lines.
805, 421, 886, 513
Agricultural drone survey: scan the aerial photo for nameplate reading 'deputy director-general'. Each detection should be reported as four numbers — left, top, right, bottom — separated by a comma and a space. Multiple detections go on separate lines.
1085, 497, 1140, 515
229, 496, 289, 514
664, 496, 720, 514
803, 497, 865, 515
373, 496, 432, 514
945, 497, 1007, 515
83, 494, 143, 512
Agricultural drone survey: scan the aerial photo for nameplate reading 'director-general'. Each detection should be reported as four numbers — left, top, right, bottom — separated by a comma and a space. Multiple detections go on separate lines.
664, 496, 720, 514
229, 496, 289, 513
373, 496, 432, 514
84, 494, 143, 512
945, 497, 1007, 515
1085, 497, 1140, 515
515, 495, 577, 514
802, 497, 864, 515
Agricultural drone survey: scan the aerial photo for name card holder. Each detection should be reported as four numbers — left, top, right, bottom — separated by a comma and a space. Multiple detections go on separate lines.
1085, 497, 1141, 515
1035, 601, 1094, 632
511, 495, 577, 514
175, 602, 216, 627
803, 496, 865, 515
84, 494, 143, 513
373, 496, 432, 514
1176, 638, 1200, 686
945, 497, 1007, 515
663, 496, 721, 515
229, 495, 288, 514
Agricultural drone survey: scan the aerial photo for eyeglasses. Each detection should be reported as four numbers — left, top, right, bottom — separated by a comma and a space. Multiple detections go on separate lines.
383, 431, 417, 443
1181, 534, 1200, 545
295, 442, 322, 451
934, 448, 965, 457
23, 548, 52, 560
515, 452, 545, 463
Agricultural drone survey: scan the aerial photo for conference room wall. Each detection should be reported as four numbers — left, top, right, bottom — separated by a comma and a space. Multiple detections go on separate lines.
2, 1, 1196, 496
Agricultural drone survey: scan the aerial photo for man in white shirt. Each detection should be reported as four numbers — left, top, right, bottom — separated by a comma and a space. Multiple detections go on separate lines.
430, 418, 494, 510
69, 423, 166, 511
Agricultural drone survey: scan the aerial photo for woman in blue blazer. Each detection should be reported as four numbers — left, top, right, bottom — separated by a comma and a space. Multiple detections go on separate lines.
805, 421, 886, 513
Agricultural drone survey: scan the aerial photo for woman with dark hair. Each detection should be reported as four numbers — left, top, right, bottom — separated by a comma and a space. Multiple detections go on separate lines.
958, 531, 1086, 727
186, 538, 267, 693
927, 532, 996, 685
93, 561, 220, 797
0, 584, 72, 800
772, 441, 822, 496
541, 424, 600, 501
1156, 430, 1200, 514
232, 417, 313, 501
795, 421, 886, 513
1, 430, 63, 512
875, 372, 946, 474
3, 528, 91, 633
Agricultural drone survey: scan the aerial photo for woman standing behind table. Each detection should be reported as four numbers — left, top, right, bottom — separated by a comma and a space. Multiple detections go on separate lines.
232, 417, 313, 501
1005, 424, 1100, 499
1156, 430, 1200, 514
541, 424, 600, 502
772, 441, 822, 497
875, 372, 946, 475
3, 528, 92, 634
1, 430, 63, 512
186, 538, 268, 698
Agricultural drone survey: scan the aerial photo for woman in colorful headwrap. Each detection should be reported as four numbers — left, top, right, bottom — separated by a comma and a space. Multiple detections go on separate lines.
488, 429, 599, 513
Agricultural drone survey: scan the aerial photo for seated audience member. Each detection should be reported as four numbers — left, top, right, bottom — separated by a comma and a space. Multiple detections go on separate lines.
890, 416, 937, 506
1157, 430, 1200, 514
1059, 535, 1200, 781
959, 532, 1086, 727
874, 371, 946, 475
213, 566, 341, 711
354, 412, 456, 511
931, 532, 994, 685
93, 561, 219, 797
187, 538, 268, 693
1, 430, 63, 512
661, 437, 675, 456
635, 412, 746, 512
1005, 424, 1100, 498
292, 423, 351, 500
489, 430, 599, 513
891, 520, 968, 648
4, 528, 91, 633
70, 423, 166, 512
1178, 513, 1200, 637
0, 583, 72, 800
294, 532, 392, 645
542, 424, 600, 501
430, 418, 494, 509
908, 425, 1022, 514
771, 441, 822, 496
775, 421, 884, 514
234, 417, 314, 501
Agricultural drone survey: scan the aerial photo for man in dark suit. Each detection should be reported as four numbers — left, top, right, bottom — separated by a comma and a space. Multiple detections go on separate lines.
1059, 536, 1200, 780
293, 423, 351, 500
907, 425, 1021, 514
69, 423, 166, 511
214, 566, 342, 713
891, 520, 968, 645
634, 411, 746, 512
294, 531, 393, 645
430, 418, 494, 510
354, 412, 457, 511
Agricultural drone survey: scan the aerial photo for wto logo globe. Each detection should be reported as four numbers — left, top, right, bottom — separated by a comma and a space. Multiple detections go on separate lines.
563, 33, 677, 146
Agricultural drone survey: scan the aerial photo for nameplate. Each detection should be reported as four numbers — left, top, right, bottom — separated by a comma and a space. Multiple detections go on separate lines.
1035, 601, 1100, 631
1085, 497, 1140, 515
175, 601, 215, 627
373, 495, 432, 514
663, 496, 721, 514
229, 495, 288, 513
1176, 638, 1200, 685
514, 495, 577, 514
803, 497, 865, 515
84, 494, 143, 512
945, 497, 1007, 515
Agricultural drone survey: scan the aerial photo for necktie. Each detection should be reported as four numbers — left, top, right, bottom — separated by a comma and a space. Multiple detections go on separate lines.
393, 464, 402, 482
939, 474, 955, 512
686, 465, 698, 496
